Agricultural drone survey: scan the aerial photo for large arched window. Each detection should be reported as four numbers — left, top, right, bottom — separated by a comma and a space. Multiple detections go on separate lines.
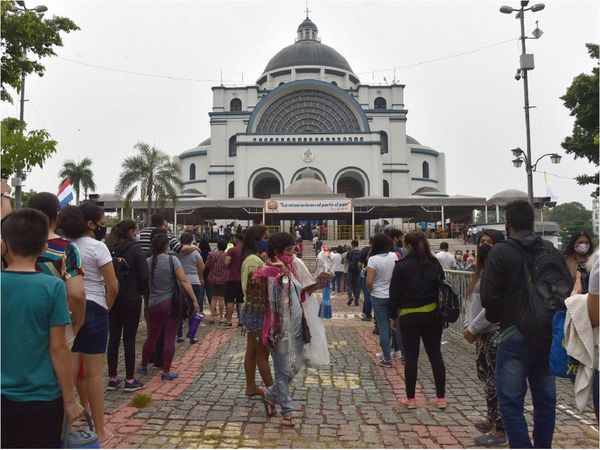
374, 97, 387, 109
422, 161, 430, 179
189, 163, 196, 180
230, 98, 242, 112
380, 131, 388, 154
383, 180, 390, 197
228, 135, 237, 157
228, 181, 234, 199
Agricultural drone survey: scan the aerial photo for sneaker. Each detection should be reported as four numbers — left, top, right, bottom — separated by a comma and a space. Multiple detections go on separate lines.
402, 398, 417, 409
435, 397, 448, 409
189, 338, 199, 344
219, 322, 232, 328
473, 432, 507, 446
474, 421, 493, 434
377, 359, 392, 368
161, 372, 179, 381
176, 337, 185, 343
123, 379, 144, 392
106, 378, 122, 391
360, 317, 372, 322
136, 367, 148, 376
394, 351, 404, 360
347, 299, 353, 306
375, 352, 384, 360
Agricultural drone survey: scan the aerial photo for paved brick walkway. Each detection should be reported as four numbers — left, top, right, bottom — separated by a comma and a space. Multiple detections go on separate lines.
100, 294, 599, 448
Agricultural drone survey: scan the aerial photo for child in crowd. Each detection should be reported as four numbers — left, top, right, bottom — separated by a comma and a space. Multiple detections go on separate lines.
1, 209, 83, 448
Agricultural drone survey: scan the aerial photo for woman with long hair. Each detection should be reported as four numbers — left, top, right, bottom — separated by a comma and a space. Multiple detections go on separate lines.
261, 232, 319, 427
59, 203, 118, 443
105, 220, 149, 392
564, 231, 595, 294
240, 226, 274, 398
366, 233, 402, 367
139, 232, 199, 381
463, 230, 507, 446
389, 231, 447, 409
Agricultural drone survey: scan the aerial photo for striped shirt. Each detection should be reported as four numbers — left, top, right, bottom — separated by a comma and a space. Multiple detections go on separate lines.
35, 237, 84, 281
138, 226, 183, 255
205, 250, 228, 285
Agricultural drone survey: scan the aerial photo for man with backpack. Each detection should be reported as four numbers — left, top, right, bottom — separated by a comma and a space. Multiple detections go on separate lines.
346, 240, 362, 306
481, 200, 572, 449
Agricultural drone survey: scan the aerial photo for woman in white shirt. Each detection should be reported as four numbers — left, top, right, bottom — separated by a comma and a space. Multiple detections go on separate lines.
331, 247, 344, 294
59, 203, 118, 443
366, 233, 400, 368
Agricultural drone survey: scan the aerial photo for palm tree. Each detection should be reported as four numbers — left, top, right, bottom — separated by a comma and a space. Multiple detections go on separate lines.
58, 158, 96, 205
116, 142, 183, 224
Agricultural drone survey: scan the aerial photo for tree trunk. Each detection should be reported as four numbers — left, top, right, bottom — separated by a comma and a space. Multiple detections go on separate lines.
75, 185, 80, 206
146, 182, 153, 227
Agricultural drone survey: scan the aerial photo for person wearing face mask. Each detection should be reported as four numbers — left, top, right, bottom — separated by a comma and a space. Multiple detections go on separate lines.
463, 230, 507, 446
104, 220, 149, 393
58, 203, 118, 444
564, 231, 595, 295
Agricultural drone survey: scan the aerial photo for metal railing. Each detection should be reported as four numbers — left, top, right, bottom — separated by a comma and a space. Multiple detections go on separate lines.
443, 269, 474, 336
336, 225, 364, 240
266, 225, 281, 234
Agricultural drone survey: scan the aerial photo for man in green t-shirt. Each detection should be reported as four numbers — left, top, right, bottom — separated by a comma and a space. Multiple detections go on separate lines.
1, 208, 83, 448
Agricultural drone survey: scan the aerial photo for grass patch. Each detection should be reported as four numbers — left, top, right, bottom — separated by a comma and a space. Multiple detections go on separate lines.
130, 393, 152, 408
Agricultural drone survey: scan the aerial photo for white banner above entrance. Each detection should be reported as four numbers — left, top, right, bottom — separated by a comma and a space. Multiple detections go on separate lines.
265, 198, 352, 214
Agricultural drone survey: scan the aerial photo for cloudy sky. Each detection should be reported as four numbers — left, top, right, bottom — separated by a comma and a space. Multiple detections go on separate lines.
2, 0, 598, 209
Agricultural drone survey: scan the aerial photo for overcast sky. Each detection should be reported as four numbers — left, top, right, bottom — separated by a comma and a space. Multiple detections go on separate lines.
2, 0, 598, 209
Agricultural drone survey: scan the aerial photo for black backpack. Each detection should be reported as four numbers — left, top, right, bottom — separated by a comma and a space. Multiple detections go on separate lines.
437, 278, 460, 328
110, 242, 135, 292
504, 239, 573, 352
347, 250, 361, 273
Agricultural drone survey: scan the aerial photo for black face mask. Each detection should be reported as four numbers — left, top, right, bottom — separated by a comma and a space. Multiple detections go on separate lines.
94, 224, 107, 241
479, 243, 492, 260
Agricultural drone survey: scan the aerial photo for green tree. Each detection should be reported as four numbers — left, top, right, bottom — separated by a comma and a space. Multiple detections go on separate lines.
560, 43, 599, 198
1, 1, 79, 103
1, 117, 57, 178
548, 201, 594, 244
116, 142, 183, 224
58, 158, 96, 205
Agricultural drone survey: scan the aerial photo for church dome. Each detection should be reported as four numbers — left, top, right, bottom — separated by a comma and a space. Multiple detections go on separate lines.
280, 168, 337, 196
262, 17, 355, 76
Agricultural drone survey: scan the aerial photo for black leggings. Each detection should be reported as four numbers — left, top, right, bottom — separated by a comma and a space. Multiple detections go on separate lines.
1, 396, 63, 448
107, 300, 142, 379
399, 311, 446, 398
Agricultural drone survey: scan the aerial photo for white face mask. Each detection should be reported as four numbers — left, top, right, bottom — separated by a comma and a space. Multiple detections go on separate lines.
575, 243, 590, 255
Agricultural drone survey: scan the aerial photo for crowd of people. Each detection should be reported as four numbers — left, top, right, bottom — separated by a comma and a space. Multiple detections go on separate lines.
1, 191, 598, 448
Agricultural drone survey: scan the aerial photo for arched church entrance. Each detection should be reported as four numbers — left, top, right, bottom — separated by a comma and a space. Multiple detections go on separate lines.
252, 174, 281, 199
336, 172, 365, 198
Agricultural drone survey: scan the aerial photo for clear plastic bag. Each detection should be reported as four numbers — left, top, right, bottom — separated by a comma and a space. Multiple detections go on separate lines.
303, 295, 330, 367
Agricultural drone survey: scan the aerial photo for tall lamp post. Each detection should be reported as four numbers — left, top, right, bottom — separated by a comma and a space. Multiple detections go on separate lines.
8, 1, 48, 209
500, 1, 546, 206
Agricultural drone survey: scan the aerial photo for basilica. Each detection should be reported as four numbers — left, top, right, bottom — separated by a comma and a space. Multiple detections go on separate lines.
177, 16, 447, 202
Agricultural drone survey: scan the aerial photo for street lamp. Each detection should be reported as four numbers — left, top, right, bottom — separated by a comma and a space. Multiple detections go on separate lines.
510, 148, 561, 176
500, 1, 546, 206
10, 1, 47, 210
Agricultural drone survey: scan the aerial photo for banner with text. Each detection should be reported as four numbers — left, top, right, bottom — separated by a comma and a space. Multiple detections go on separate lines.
265, 198, 352, 214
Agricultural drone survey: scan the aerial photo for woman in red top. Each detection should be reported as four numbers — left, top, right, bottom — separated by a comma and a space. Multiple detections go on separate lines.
205, 239, 228, 324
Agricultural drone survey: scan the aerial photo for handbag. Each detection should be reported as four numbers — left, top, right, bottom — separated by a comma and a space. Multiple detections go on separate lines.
62, 411, 100, 449
169, 256, 193, 320
301, 314, 312, 344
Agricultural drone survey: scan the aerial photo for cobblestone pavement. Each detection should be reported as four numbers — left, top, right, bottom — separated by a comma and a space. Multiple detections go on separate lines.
101, 294, 599, 448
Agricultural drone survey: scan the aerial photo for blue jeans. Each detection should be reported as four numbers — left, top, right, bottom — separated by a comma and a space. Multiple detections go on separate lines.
347, 271, 361, 303
496, 327, 556, 448
334, 271, 344, 293
268, 292, 304, 415
370, 296, 398, 362
361, 278, 372, 318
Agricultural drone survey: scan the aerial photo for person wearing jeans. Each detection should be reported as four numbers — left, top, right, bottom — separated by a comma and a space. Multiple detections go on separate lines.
361, 275, 372, 320
495, 327, 556, 448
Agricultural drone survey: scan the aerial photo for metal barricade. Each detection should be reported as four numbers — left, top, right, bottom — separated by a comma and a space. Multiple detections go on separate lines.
443, 269, 474, 336
266, 225, 280, 234
336, 225, 364, 240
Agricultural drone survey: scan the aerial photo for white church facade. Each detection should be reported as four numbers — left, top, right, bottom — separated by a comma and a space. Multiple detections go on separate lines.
177, 16, 447, 203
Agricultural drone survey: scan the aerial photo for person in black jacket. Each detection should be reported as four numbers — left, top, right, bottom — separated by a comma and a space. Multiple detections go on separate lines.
389, 231, 447, 410
105, 220, 149, 392
481, 200, 571, 449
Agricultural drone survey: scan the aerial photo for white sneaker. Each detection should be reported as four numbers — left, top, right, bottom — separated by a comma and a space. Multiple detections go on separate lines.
376, 352, 384, 360
394, 351, 403, 359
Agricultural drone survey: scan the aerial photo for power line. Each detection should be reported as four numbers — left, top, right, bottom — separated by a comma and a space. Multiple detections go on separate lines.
56, 37, 517, 84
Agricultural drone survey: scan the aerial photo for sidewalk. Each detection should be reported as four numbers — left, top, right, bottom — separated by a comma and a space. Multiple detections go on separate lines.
102, 295, 599, 448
